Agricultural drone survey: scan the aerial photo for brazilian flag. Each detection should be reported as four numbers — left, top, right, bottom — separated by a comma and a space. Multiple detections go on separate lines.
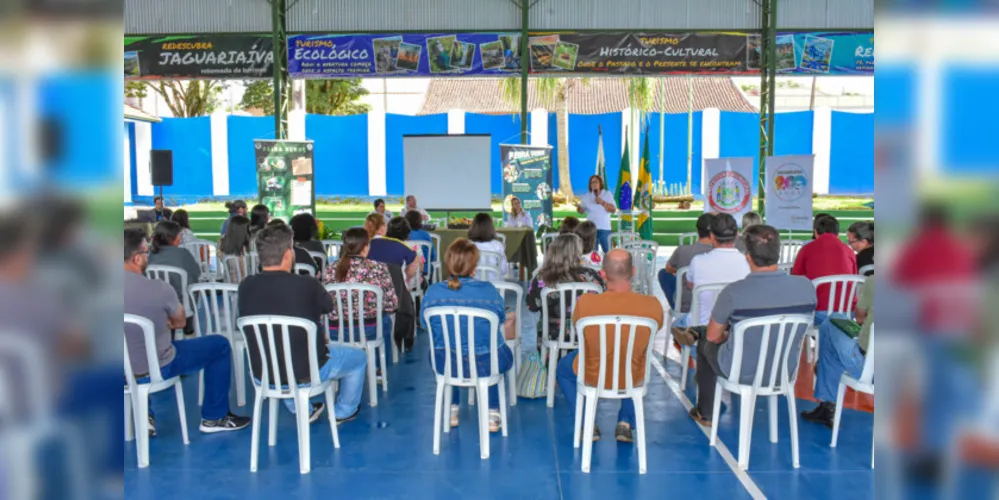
615, 129, 632, 231
636, 126, 654, 240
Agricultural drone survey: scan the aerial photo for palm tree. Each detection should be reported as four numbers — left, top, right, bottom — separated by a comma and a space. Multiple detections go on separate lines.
500, 78, 587, 200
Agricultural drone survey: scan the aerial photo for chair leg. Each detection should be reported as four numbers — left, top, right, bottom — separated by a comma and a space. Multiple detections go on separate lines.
709, 384, 723, 446
443, 384, 453, 434
680, 346, 691, 391
391, 336, 399, 364
507, 370, 518, 407
379, 346, 388, 392
250, 392, 264, 472
635, 396, 648, 474
366, 347, 378, 407
738, 392, 758, 470
198, 371, 204, 407
174, 383, 190, 445
477, 382, 490, 460
769, 395, 779, 444
831, 382, 848, 448
546, 348, 559, 408
787, 392, 801, 469
268, 398, 279, 447
295, 393, 311, 474
325, 386, 339, 449
134, 390, 150, 468
234, 344, 247, 407
468, 387, 476, 406
573, 390, 583, 449
124, 393, 134, 442
498, 379, 508, 437
433, 381, 445, 455
581, 394, 599, 473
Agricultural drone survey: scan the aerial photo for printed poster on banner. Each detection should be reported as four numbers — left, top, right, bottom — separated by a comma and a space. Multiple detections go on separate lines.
254, 140, 315, 222
703, 157, 754, 223
765, 155, 815, 231
773, 32, 873, 75
500, 144, 554, 230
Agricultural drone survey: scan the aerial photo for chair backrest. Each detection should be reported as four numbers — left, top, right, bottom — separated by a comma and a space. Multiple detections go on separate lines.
0, 332, 52, 421
812, 274, 866, 315
406, 240, 434, 284
188, 282, 240, 338
495, 233, 507, 247
724, 314, 814, 393
429, 233, 442, 262
145, 264, 191, 311
541, 233, 559, 254
689, 282, 729, 327
237, 315, 322, 392
858, 264, 874, 276
678, 232, 698, 246
182, 239, 214, 276
307, 251, 327, 276
423, 306, 502, 381
221, 252, 260, 284
478, 251, 505, 281
780, 240, 804, 265
541, 282, 603, 346
475, 265, 503, 282
124, 314, 167, 385
673, 266, 689, 315
322, 240, 342, 262
491, 281, 523, 337
857, 322, 875, 383
323, 283, 384, 345
575, 315, 660, 392
294, 263, 317, 277
624, 247, 653, 295
610, 231, 639, 248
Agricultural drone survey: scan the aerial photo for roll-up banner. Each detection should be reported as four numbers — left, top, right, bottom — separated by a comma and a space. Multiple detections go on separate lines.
254, 140, 315, 222
499, 144, 554, 230
703, 157, 755, 224
765, 155, 815, 231
124, 35, 274, 80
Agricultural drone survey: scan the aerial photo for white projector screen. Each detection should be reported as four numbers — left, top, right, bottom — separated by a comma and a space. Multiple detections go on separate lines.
403, 135, 492, 211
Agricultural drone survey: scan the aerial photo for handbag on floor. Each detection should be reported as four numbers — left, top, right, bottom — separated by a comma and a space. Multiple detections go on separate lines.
516, 352, 548, 399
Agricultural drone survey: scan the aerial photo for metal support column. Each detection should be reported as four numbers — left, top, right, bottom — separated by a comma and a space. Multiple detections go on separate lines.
519, 0, 530, 144
269, 0, 289, 140
757, 0, 777, 215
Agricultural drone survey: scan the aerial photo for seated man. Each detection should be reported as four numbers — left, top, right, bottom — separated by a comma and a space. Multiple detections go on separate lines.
238, 224, 367, 424
153, 195, 173, 222
802, 274, 874, 428
123, 228, 251, 434
673, 213, 750, 334
557, 249, 664, 442
688, 225, 817, 425
792, 214, 858, 324
404, 195, 431, 222
658, 213, 714, 311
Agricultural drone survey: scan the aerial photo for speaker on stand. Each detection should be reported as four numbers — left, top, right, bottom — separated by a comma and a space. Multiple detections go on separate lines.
150, 149, 173, 202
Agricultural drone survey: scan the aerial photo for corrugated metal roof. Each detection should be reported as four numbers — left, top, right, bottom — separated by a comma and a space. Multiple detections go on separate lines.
418, 77, 755, 115
125, 0, 271, 35
288, 0, 521, 32
531, 0, 759, 31
779, 0, 873, 29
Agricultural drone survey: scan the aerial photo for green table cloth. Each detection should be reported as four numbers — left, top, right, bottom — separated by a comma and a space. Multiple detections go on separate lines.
430, 227, 538, 278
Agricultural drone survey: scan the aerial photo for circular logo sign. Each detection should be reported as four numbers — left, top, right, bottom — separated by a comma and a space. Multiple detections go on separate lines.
772, 164, 809, 202
707, 171, 750, 214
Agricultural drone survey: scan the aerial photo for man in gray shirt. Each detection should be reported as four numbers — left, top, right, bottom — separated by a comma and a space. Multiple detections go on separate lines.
688, 224, 817, 425
659, 213, 715, 313
124, 228, 250, 435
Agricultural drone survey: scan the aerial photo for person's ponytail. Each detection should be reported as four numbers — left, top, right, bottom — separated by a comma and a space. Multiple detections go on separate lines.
335, 227, 370, 282
150, 220, 181, 255
447, 274, 462, 291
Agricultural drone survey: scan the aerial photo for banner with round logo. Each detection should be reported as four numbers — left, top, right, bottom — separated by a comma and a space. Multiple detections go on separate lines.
703, 157, 754, 224
765, 155, 815, 231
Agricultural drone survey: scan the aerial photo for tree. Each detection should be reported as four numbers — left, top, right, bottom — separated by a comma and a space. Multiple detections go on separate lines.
124, 80, 226, 117
500, 77, 588, 200
125, 81, 148, 100
236, 79, 371, 116
239, 80, 275, 115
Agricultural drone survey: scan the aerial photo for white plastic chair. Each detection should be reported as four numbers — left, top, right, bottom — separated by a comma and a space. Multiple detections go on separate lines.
780, 240, 804, 265
124, 314, 190, 468
324, 283, 389, 407
429, 233, 443, 283
145, 264, 191, 340
858, 264, 874, 276
237, 315, 340, 474
189, 282, 245, 406
424, 306, 509, 459
778, 263, 793, 273
709, 314, 814, 470
540, 283, 604, 407
406, 240, 434, 297
679, 283, 729, 391
491, 281, 523, 407
322, 240, 342, 262
293, 263, 317, 277
475, 264, 503, 282
495, 233, 507, 248
831, 323, 875, 468
307, 250, 327, 277
182, 239, 215, 282
623, 240, 659, 295
478, 250, 506, 282
678, 232, 698, 246
221, 252, 260, 284
573, 315, 660, 474
808, 275, 866, 363
541, 233, 560, 255
610, 231, 639, 249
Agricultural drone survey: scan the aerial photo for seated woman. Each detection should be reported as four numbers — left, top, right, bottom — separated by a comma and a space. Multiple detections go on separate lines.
323, 227, 399, 341
504, 197, 533, 229
291, 213, 327, 271
170, 209, 198, 245
527, 234, 606, 348
421, 238, 517, 432
467, 212, 507, 281
405, 210, 437, 277
559, 216, 581, 234
575, 220, 602, 267
249, 204, 270, 238
366, 215, 420, 282
148, 220, 203, 335
218, 215, 253, 282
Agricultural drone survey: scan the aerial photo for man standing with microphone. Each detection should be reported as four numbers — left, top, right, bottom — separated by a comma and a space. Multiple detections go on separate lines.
575, 175, 617, 254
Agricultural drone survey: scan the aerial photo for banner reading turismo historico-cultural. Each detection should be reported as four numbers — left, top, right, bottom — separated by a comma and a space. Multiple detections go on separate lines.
765, 155, 815, 231
703, 157, 754, 224
125, 35, 274, 80
500, 144, 554, 229
254, 140, 315, 222
288, 33, 523, 78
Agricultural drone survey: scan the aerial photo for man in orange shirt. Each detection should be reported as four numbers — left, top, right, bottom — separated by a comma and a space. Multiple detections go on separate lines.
556, 249, 664, 443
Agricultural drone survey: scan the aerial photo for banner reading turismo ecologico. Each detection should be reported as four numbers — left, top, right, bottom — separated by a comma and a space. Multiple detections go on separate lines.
500, 144, 554, 230
254, 140, 316, 222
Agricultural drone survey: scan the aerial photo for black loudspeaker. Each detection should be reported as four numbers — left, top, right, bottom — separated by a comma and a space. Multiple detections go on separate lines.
151, 150, 174, 187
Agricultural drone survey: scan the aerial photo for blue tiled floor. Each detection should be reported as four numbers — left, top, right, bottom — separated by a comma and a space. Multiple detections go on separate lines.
125, 315, 874, 499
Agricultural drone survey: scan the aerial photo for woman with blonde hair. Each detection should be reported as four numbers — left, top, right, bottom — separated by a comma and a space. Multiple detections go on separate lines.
421, 238, 516, 432
364, 212, 387, 240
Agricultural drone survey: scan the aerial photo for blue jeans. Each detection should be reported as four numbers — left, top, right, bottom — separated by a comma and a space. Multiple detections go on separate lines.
157, 334, 232, 421
658, 270, 678, 310
814, 314, 865, 402
432, 345, 514, 409
330, 314, 393, 342
556, 351, 636, 427
596, 229, 611, 254
280, 344, 367, 419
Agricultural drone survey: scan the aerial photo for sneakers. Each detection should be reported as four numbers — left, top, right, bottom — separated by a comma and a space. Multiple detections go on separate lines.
199, 413, 251, 433
488, 410, 502, 433
450, 405, 460, 428
308, 402, 326, 424
615, 423, 634, 443
148, 416, 157, 438
336, 407, 360, 426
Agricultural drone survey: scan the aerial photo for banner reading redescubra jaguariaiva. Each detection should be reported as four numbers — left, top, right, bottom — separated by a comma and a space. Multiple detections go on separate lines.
254, 140, 315, 222
500, 144, 554, 230
125, 35, 274, 80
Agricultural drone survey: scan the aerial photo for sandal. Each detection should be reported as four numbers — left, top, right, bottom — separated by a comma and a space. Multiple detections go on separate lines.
689, 407, 712, 427
592, 425, 601, 442
489, 410, 502, 433
450, 405, 460, 428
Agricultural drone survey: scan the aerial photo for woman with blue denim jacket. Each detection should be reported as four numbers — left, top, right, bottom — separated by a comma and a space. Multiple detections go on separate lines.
421, 238, 517, 433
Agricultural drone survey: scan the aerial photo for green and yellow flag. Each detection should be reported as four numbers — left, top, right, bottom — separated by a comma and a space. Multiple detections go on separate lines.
636, 126, 654, 240
615, 128, 632, 231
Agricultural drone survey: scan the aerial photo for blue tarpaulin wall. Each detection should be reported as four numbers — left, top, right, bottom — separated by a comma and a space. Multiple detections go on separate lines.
465, 113, 522, 195
645, 112, 704, 195
387, 113, 448, 195
943, 67, 999, 175
307, 114, 369, 196
718, 111, 815, 195
151, 117, 213, 198
566, 113, 623, 195
227, 116, 275, 197
830, 111, 874, 194
40, 73, 117, 187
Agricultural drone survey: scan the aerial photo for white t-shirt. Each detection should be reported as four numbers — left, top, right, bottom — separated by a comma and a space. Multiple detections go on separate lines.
404, 206, 430, 221
473, 239, 508, 280
578, 190, 617, 231
505, 211, 533, 229
686, 248, 751, 326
